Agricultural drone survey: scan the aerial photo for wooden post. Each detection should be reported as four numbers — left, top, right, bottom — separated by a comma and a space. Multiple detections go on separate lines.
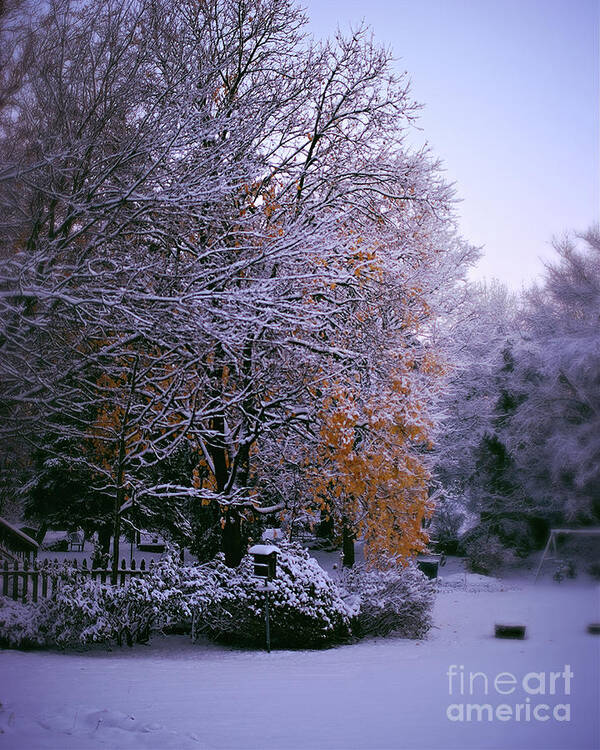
2, 560, 8, 597
41, 562, 48, 599
32, 560, 39, 603
265, 589, 271, 654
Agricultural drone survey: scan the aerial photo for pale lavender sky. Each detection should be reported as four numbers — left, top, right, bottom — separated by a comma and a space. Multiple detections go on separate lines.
303, 0, 599, 289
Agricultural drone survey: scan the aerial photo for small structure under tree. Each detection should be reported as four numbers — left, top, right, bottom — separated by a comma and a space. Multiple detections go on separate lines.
0, 517, 39, 562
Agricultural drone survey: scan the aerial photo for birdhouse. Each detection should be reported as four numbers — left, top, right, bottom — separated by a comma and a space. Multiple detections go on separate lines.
248, 544, 278, 579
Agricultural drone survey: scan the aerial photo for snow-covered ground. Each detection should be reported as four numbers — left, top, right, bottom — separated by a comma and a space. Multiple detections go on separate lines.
1, 570, 598, 750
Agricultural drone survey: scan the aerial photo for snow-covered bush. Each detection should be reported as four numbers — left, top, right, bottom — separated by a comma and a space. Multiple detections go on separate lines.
341, 562, 435, 639
183, 543, 353, 648
0, 596, 43, 648
0, 550, 436, 650
36, 578, 109, 647
0, 556, 189, 649
494, 518, 536, 557
0, 549, 352, 650
429, 494, 466, 554
38, 556, 191, 647
462, 531, 515, 575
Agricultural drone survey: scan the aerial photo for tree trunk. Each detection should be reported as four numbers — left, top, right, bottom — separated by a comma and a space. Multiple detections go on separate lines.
342, 516, 355, 568
317, 507, 334, 543
112, 356, 138, 584
222, 509, 243, 567
98, 524, 111, 555
112, 426, 128, 584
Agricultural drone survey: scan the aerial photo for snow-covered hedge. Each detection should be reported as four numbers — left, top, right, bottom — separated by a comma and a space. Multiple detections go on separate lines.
0, 548, 352, 649
0, 596, 42, 648
462, 531, 516, 575
341, 562, 435, 639
37, 577, 164, 648
182, 543, 353, 648
0, 549, 436, 649
0, 558, 186, 649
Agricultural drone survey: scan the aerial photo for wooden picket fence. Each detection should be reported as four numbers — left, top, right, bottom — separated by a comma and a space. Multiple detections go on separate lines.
1, 558, 152, 604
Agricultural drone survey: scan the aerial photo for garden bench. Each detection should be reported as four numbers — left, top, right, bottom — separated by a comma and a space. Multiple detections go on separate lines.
67, 531, 84, 551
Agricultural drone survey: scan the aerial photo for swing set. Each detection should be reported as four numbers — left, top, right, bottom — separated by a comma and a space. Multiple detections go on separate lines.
534, 527, 600, 582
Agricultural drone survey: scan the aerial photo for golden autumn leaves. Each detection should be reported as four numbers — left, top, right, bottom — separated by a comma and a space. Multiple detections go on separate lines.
307, 366, 435, 565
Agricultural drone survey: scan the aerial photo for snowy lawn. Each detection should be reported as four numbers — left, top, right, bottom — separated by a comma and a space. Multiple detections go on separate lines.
0, 574, 598, 750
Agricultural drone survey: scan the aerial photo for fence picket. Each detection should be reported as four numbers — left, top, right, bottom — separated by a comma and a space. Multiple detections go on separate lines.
12, 561, 18, 600
21, 559, 29, 603
0, 559, 152, 602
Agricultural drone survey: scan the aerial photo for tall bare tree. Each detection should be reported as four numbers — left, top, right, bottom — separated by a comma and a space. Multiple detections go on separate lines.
1, 0, 476, 569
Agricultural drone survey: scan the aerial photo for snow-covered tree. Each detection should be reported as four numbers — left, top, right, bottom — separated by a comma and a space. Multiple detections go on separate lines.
0, 0, 263, 573
513, 228, 600, 522
0, 0, 477, 570
436, 229, 600, 558
432, 280, 517, 494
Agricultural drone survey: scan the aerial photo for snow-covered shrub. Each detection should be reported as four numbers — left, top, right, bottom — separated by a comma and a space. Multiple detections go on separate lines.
183, 543, 352, 648
38, 556, 191, 647
494, 518, 536, 557
0, 596, 43, 648
35, 577, 115, 647
0, 556, 188, 649
462, 531, 515, 575
429, 494, 466, 554
341, 563, 435, 639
